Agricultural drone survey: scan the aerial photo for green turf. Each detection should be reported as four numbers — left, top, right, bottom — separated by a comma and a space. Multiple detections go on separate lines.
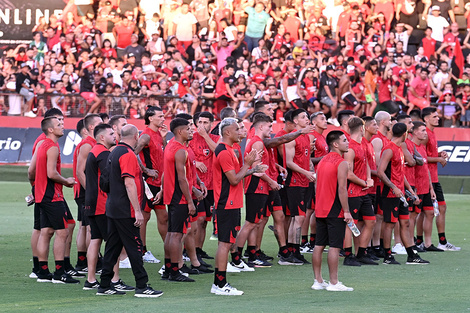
0, 181, 469, 312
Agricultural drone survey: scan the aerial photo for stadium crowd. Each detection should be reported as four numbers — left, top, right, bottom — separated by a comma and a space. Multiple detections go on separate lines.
1, 0, 470, 127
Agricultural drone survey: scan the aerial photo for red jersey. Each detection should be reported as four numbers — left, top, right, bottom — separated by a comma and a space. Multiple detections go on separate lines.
348, 139, 368, 197
362, 137, 376, 195
274, 129, 289, 168
84, 144, 109, 216
178, 74, 190, 97
34, 138, 64, 203
312, 130, 328, 169
187, 147, 199, 199
380, 141, 405, 198
32, 133, 47, 155
115, 23, 135, 48
315, 152, 346, 218
393, 78, 408, 100
301, 77, 317, 99
244, 135, 269, 194
425, 127, 439, 183
404, 138, 416, 187
213, 142, 244, 209
73, 135, 97, 199
188, 132, 219, 190
377, 76, 392, 103
233, 142, 243, 165
422, 37, 437, 60
163, 139, 192, 205
287, 134, 311, 188
139, 127, 164, 186
246, 126, 255, 142
414, 143, 430, 195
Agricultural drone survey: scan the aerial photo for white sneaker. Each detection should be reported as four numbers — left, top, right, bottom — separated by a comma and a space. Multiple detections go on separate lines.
29, 272, 38, 279
226, 262, 241, 273
209, 234, 218, 241
24, 111, 37, 118
437, 242, 461, 251
211, 283, 244, 296
158, 265, 165, 275
300, 244, 314, 254
119, 257, 131, 269
143, 251, 161, 263
392, 243, 407, 255
311, 279, 328, 290
326, 282, 354, 292
327, 117, 339, 127
231, 260, 255, 272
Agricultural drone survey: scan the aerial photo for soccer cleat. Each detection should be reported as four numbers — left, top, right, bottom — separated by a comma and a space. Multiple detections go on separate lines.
311, 279, 329, 290
383, 255, 400, 265
415, 244, 426, 253
52, 273, 80, 284
437, 242, 461, 251
96, 287, 126, 296
326, 282, 353, 292
243, 250, 249, 259
119, 257, 131, 269
211, 283, 244, 296
257, 250, 274, 261
300, 243, 314, 254
406, 254, 430, 265
226, 262, 242, 273
134, 285, 163, 298
111, 279, 135, 291
356, 255, 379, 265
29, 269, 38, 279
343, 255, 361, 267
247, 259, 272, 268
169, 272, 195, 282
327, 117, 340, 127
66, 268, 86, 278
197, 256, 212, 268
278, 254, 304, 266
143, 251, 161, 263
294, 254, 311, 264
373, 248, 385, 258
424, 244, 444, 252
197, 249, 214, 259
158, 265, 165, 275
230, 260, 255, 272
392, 243, 407, 255
83, 280, 100, 290
182, 250, 190, 262
74, 265, 88, 274
36, 272, 53, 283
191, 264, 214, 274
180, 264, 199, 275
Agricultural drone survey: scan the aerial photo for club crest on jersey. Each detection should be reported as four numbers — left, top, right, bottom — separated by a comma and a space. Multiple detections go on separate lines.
203, 149, 210, 156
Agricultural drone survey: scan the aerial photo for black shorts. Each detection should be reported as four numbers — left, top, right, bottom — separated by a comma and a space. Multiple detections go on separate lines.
380, 197, 408, 223
279, 185, 290, 216
432, 182, 446, 205
265, 189, 283, 217
38, 201, 69, 230
168, 203, 189, 234
217, 95, 232, 102
201, 98, 214, 108
34, 203, 41, 230
286, 186, 307, 217
216, 208, 241, 244
343, 94, 359, 107
305, 182, 315, 210
348, 195, 375, 222
64, 201, 74, 224
315, 217, 346, 249
89, 214, 108, 240
197, 190, 214, 221
245, 193, 268, 223
144, 185, 165, 212
368, 194, 377, 214
416, 192, 433, 213
75, 197, 89, 226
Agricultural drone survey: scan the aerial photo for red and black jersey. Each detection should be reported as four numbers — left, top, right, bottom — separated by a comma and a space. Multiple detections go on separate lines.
163, 139, 193, 205
139, 127, 164, 187
348, 139, 368, 197
187, 147, 199, 200
315, 152, 346, 218
233, 142, 243, 165
106, 142, 144, 219
34, 138, 64, 203
286, 133, 310, 188
394, 78, 408, 100
426, 127, 439, 183
414, 143, 430, 195
246, 126, 255, 142
188, 132, 219, 190
371, 131, 390, 148
362, 137, 376, 195
213, 142, 243, 210
177, 74, 190, 97
301, 77, 317, 99
274, 129, 289, 169
32, 133, 47, 156
244, 135, 269, 194
84, 143, 110, 216
377, 76, 392, 103
404, 138, 416, 187
312, 130, 328, 169
380, 141, 405, 198
73, 135, 97, 200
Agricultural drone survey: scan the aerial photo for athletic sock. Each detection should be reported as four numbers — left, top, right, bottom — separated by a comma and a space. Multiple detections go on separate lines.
55, 260, 65, 275
39, 261, 49, 275
416, 236, 424, 245
405, 246, 415, 258
231, 252, 241, 265
170, 263, 179, 276
372, 245, 380, 251
142, 245, 148, 254
196, 247, 202, 255
287, 243, 293, 254
64, 257, 72, 270
301, 235, 308, 246
77, 252, 87, 266
216, 270, 227, 288
33, 256, 39, 271
380, 239, 384, 250
214, 268, 219, 285
344, 247, 353, 257
237, 246, 243, 256
384, 248, 392, 259
438, 232, 447, 245
279, 245, 289, 258
357, 247, 366, 258
309, 233, 316, 247
164, 258, 171, 275
247, 246, 257, 261
293, 244, 301, 257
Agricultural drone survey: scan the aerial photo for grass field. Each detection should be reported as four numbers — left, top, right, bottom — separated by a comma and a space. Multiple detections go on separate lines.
0, 180, 469, 313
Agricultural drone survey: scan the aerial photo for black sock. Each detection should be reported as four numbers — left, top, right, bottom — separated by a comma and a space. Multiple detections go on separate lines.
196, 247, 202, 255
438, 232, 447, 245
384, 248, 392, 259
77, 251, 87, 266
405, 246, 415, 258
301, 235, 308, 246
213, 268, 219, 285
247, 245, 257, 261
231, 252, 241, 265
357, 247, 366, 258
344, 247, 353, 257
142, 245, 147, 254
416, 236, 424, 245
216, 270, 227, 288
287, 243, 293, 254
380, 239, 384, 249
170, 262, 179, 276
164, 258, 171, 274
33, 256, 39, 271
237, 246, 243, 256
55, 260, 65, 275
279, 245, 289, 258
39, 261, 49, 274
309, 233, 316, 246
293, 244, 301, 257
64, 257, 72, 270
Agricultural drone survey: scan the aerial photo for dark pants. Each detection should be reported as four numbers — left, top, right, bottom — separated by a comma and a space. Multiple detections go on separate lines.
100, 217, 148, 289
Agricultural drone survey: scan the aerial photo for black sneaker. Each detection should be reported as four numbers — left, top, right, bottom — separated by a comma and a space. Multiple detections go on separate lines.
339, 249, 346, 257
96, 286, 126, 296
66, 268, 86, 278
415, 244, 426, 253
257, 250, 274, 261
383, 255, 400, 265
74, 265, 88, 274
134, 285, 163, 298
180, 264, 198, 275
243, 250, 249, 259
294, 254, 311, 264
197, 256, 212, 268
111, 279, 135, 291
36, 272, 53, 283
191, 264, 214, 274
161, 271, 169, 280
406, 254, 430, 265
343, 255, 361, 266
278, 254, 304, 266
52, 273, 80, 284
247, 259, 272, 268
169, 272, 195, 282
197, 249, 214, 259
83, 280, 100, 290
356, 255, 379, 265
373, 248, 385, 258
424, 244, 444, 252
366, 248, 380, 260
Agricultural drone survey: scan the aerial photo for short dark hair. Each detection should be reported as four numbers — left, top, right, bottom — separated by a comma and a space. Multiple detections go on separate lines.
409, 109, 422, 120
392, 123, 407, 137
396, 114, 411, 123
94, 123, 112, 139
362, 116, 375, 124
338, 110, 355, 126
84, 113, 101, 131
326, 130, 345, 149
421, 107, 436, 120
41, 117, 58, 135
284, 110, 294, 123
99, 112, 109, 121
170, 117, 189, 133
292, 108, 307, 121
220, 107, 236, 120
175, 113, 193, 121
198, 111, 214, 123
44, 108, 63, 118
347, 117, 364, 134
144, 106, 163, 125
254, 100, 269, 112
252, 112, 272, 127
76, 119, 85, 134
108, 115, 126, 127
411, 121, 426, 133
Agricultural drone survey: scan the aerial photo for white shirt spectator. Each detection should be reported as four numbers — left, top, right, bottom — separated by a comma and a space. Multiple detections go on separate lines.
427, 15, 449, 42
173, 12, 198, 42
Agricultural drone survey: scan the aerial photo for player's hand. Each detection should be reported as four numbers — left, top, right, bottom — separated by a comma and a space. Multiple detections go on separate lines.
245, 149, 258, 166
153, 190, 163, 205
430, 189, 436, 201
159, 124, 168, 139
193, 188, 204, 201
196, 161, 207, 173
343, 212, 353, 224
392, 187, 404, 199
145, 168, 158, 179
301, 124, 315, 134
268, 179, 280, 191
253, 164, 268, 174
363, 178, 374, 190
64, 177, 76, 188
439, 151, 449, 159
197, 125, 208, 137
200, 182, 208, 197
134, 211, 144, 227
439, 157, 447, 167
278, 166, 287, 177
188, 202, 196, 216
305, 171, 316, 182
